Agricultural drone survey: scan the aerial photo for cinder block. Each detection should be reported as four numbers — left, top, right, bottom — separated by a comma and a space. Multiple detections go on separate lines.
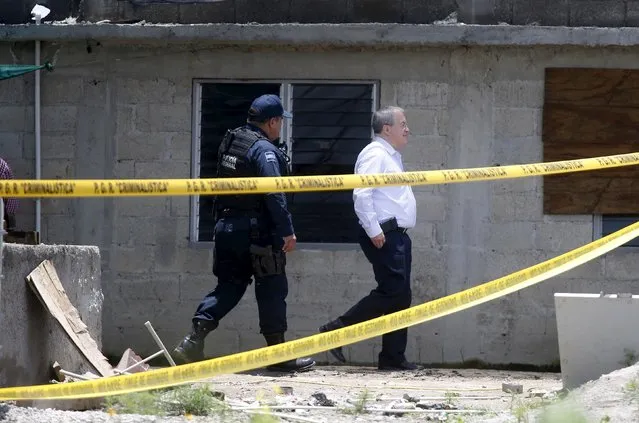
42, 106, 78, 132
513, 0, 569, 25
172, 81, 192, 106
493, 108, 536, 139
134, 160, 189, 179
0, 133, 23, 159
111, 245, 155, 273
0, 106, 27, 131
44, 215, 76, 244
154, 244, 211, 273
116, 78, 177, 105
135, 104, 191, 132
114, 217, 156, 247
487, 222, 538, 251
404, 109, 438, 136
179, 273, 215, 301
396, 82, 449, 108
116, 275, 180, 301
493, 81, 544, 108
41, 134, 75, 159
569, 0, 624, 27
533, 221, 592, 252
116, 106, 135, 136
116, 197, 169, 218
118, 133, 167, 161
41, 197, 74, 216
42, 159, 74, 179
0, 77, 25, 104
604, 250, 639, 280
41, 76, 84, 106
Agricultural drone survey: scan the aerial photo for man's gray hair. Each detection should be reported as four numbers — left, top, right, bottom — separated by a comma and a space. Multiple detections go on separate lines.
372, 106, 404, 134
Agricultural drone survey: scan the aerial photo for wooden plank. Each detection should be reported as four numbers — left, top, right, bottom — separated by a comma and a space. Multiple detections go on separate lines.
543, 68, 639, 214
26, 260, 114, 378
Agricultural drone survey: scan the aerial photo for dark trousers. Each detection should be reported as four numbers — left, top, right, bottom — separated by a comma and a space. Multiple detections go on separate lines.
339, 227, 412, 364
193, 217, 288, 335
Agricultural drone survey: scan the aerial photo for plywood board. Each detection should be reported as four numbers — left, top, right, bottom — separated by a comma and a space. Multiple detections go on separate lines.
26, 260, 114, 377
543, 68, 639, 214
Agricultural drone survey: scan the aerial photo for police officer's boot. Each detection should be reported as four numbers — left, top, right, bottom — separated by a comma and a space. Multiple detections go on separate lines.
263, 333, 316, 372
172, 319, 218, 364
319, 318, 347, 363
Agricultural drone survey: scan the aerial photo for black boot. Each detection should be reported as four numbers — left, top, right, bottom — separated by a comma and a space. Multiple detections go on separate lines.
319, 318, 347, 363
263, 333, 316, 372
172, 319, 218, 364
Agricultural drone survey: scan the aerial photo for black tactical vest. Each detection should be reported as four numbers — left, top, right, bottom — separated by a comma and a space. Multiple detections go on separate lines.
213, 127, 265, 216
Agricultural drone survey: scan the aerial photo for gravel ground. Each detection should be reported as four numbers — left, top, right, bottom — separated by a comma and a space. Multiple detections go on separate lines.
2, 364, 636, 422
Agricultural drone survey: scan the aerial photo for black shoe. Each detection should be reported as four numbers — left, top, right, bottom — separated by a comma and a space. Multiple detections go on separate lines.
378, 360, 423, 371
319, 320, 347, 363
264, 333, 316, 372
172, 319, 217, 364
266, 357, 316, 372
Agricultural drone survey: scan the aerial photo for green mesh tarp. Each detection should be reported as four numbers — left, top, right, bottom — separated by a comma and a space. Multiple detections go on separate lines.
0, 62, 53, 81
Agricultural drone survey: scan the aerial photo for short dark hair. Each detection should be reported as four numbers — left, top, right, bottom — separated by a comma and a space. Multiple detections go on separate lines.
372, 106, 404, 134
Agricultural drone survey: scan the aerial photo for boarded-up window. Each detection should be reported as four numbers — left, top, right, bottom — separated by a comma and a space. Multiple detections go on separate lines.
543, 68, 639, 215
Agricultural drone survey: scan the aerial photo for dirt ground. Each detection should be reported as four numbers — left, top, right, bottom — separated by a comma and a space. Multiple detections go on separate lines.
206, 365, 564, 422
5, 363, 639, 422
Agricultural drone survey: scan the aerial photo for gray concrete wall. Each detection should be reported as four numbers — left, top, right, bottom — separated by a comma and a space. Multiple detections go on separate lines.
0, 244, 103, 388
2, 39, 639, 367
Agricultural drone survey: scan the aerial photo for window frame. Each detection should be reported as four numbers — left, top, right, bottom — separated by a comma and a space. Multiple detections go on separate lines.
597, 214, 639, 248
189, 78, 380, 250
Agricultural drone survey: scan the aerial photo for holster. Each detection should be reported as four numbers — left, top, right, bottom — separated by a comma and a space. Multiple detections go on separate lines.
250, 244, 286, 277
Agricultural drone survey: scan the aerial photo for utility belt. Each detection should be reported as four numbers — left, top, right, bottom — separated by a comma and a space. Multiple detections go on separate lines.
380, 217, 408, 235
217, 210, 285, 278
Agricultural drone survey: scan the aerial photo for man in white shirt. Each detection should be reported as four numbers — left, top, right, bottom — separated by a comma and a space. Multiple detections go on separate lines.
320, 106, 420, 371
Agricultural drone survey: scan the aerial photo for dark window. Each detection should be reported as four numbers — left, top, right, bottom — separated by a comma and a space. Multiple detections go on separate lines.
197, 83, 280, 242
602, 215, 639, 247
288, 84, 374, 243
196, 82, 375, 244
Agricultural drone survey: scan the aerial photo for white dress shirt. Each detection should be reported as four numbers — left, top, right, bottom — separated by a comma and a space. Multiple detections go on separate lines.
353, 136, 417, 238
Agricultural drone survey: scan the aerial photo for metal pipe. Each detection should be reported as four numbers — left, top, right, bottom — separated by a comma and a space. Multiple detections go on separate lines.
34, 16, 42, 236
144, 321, 177, 366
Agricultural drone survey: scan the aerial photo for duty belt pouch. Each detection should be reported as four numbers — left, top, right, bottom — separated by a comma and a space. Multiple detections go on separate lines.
250, 244, 286, 277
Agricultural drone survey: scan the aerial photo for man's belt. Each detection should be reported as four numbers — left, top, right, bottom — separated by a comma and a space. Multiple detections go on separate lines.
380, 217, 408, 234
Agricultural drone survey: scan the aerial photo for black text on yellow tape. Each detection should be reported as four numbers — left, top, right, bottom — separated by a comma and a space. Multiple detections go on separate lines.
1, 220, 638, 400
2, 152, 639, 197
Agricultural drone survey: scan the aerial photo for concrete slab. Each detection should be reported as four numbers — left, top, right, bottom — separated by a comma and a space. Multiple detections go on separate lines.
554, 292, 639, 390
3, 22, 639, 47
0, 244, 103, 395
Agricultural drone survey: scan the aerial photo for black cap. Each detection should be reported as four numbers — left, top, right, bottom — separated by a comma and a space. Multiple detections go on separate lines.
248, 94, 292, 120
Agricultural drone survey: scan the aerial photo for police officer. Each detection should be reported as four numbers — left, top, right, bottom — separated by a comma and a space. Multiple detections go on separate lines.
173, 94, 315, 373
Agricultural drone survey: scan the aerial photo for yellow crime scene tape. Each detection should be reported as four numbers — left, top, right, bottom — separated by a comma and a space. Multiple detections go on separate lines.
1, 151, 639, 198
2, 218, 639, 400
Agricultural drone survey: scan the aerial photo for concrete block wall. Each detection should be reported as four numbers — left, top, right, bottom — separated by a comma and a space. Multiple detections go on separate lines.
0, 244, 102, 389
3, 41, 639, 366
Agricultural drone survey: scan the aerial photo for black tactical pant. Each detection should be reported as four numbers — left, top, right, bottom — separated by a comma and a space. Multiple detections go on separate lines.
193, 216, 288, 335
